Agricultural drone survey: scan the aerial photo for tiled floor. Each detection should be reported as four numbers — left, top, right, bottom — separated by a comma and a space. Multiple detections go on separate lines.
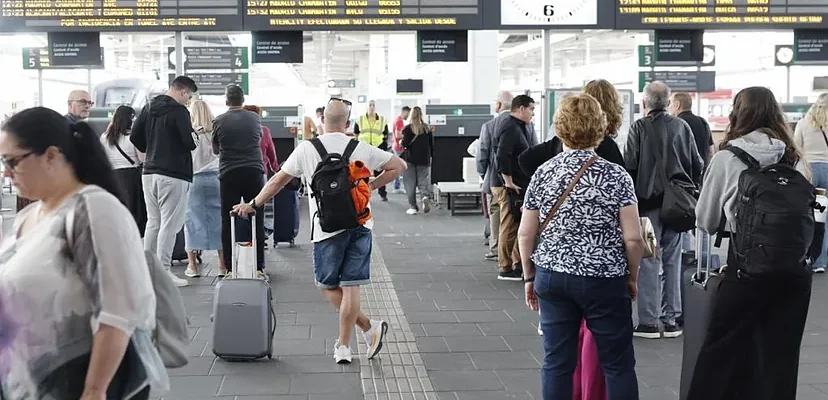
4, 190, 827, 400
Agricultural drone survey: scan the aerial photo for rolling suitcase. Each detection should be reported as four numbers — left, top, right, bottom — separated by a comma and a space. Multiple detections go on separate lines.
272, 188, 300, 248
212, 212, 275, 361
679, 229, 724, 400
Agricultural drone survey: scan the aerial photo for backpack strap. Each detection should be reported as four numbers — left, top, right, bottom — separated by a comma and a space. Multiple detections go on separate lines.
310, 138, 327, 158
724, 145, 760, 169
342, 138, 359, 161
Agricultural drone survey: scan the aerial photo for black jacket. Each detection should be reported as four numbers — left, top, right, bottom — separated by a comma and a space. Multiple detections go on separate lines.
130, 95, 197, 182
400, 125, 434, 166
624, 110, 704, 212
678, 111, 714, 167
495, 116, 531, 189
518, 135, 624, 178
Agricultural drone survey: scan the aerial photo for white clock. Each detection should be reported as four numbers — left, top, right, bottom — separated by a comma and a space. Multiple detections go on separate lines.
501, 0, 598, 26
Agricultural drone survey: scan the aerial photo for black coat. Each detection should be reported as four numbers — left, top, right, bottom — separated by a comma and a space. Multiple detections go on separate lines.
518, 135, 625, 178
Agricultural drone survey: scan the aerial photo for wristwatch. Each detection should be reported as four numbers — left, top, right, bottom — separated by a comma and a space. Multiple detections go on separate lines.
523, 276, 535, 283
249, 198, 257, 208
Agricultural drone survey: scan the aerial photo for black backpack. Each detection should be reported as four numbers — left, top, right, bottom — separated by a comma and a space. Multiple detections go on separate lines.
725, 146, 816, 276
309, 138, 361, 238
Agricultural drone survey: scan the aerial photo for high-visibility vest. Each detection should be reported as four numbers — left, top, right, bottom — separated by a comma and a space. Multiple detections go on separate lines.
356, 114, 386, 147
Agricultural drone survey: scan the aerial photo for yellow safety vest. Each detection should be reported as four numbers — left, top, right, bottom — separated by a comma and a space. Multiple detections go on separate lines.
357, 114, 386, 147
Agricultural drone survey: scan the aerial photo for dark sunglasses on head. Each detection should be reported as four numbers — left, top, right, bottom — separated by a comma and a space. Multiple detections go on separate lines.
0, 152, 34, 172
73, 99, 94, 106
328, 97, 352, 107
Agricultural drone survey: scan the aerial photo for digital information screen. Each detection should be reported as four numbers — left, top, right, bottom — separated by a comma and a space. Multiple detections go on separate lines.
616, 0, 828, 29
0, 0, 243, 32
243, 0, 483, 30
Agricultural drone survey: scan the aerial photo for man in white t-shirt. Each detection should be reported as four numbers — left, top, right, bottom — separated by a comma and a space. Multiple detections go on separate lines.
233, 99, 406, 364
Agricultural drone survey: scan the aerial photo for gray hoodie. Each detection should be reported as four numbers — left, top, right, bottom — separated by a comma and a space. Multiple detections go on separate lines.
696, 130, 809, 234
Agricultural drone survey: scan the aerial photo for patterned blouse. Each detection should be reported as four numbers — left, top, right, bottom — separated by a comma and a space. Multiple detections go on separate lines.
0, 186, 168, 399
524, 150, 637, 278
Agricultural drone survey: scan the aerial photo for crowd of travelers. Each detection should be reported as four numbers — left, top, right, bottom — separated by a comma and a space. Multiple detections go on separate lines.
0, 74, 824, 400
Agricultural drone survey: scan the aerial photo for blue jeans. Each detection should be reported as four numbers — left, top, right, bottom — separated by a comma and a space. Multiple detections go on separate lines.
535, 268, 639, 400
392, 149, 403, 190
638, 208, 682, 326
312, 226, 372, 288
811, 162, 828, 269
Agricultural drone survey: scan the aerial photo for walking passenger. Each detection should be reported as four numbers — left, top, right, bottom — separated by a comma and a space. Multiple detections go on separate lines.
184, 99, 224, 278
519, 93, 642, 400
101, 105, 146, 235
392, 106, 410, 193
354, 100, 390, 201
400, 106, 434, 215
130, 76, 199, 287
478, 91, 514, 261
212, 84, 266, 279
244, 104, 280, 242
233, 98, 405, 364
795, 93, 828, 273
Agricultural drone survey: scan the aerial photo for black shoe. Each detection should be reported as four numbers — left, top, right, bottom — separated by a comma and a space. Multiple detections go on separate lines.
381, 196, 389, 202
633, 324, 661, 339
497, 269, 523, 281
663, 323, 683, 338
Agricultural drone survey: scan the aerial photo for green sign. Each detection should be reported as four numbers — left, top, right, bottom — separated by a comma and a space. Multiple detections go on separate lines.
638, 45, 716, 68
638, 45, 654, 68
452, 108, 463, 116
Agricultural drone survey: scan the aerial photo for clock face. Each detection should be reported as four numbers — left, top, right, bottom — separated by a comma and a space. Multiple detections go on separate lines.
501, 0, 598, 26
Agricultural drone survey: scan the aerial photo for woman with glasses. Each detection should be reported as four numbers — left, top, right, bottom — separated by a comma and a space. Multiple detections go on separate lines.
100, 105, 146, 235
0, 107, 167, 399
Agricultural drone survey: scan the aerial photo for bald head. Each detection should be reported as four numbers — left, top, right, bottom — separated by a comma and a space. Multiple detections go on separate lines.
324, 100, 351, 133
495, 91, 513, 113
67, 90, 91, 119
643, 81, 671, 112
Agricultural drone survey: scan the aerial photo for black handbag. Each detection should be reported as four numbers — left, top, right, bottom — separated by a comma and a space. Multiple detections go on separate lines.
645, 116, 697, 232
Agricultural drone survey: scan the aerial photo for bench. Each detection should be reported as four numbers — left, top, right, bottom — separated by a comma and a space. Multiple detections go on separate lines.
434, 182, 482, 216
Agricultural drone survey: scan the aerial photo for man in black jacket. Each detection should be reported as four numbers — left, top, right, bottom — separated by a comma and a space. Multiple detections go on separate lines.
669, 92, 714, 168
624, 81, 703, 339
491, 94, 535, 281
131, 75, 199, 287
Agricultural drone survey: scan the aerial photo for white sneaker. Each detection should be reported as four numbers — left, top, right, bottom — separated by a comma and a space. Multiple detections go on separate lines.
333, 340, 353, 364
167, 270, 189, 287
392, 188, 405, 194
815, 267, 826, 273
406, 208, 418, 215
422, 197, 432, 214
364, 320, 389, 360
184, 267, 200, 278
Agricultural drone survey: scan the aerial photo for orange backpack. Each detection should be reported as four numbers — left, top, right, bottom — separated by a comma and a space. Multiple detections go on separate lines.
348, 160, 373, 225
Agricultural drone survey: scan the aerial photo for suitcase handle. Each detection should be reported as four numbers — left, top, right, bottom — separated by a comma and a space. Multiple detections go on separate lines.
230, 197, 257, 280
694, 229, 715, 286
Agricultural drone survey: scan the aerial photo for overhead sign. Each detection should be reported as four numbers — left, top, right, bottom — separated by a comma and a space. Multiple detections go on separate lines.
252, 31, 304, 63
654, 30, 704, 65
638, 71, 716, 93
167, 47, 248, 70
639, 45, 715, 67
795, 30, 828, 65
0, 0, 242, 31
327, 79, 356, 89
23, 47, 104, 70
47, 32, 103, 68
775, 44, 795, 66
169, 73, 249, 96
616, 0, 828, 29
243, 0, 484, 30
417, 30, 469, 62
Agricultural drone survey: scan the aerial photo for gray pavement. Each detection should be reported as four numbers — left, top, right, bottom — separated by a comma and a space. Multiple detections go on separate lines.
3, 190, 828, 399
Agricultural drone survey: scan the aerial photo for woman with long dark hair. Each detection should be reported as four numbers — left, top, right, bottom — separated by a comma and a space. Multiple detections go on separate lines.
100, 105, 146, 234
689, 86, 812, 400
400, 106, 434, 215
0, 107, 167, 399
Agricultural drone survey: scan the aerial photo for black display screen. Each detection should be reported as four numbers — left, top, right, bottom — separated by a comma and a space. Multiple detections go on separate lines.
243, 0, 483, 31
616, 0, 828, 29
0, 0, 243, 31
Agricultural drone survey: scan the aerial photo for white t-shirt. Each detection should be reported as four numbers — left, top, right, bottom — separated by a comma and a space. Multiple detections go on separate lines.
281, 132, 392, 243
100, 134, 140, 170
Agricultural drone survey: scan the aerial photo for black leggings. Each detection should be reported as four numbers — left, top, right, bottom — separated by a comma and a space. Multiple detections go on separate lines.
220, 167, 265, 271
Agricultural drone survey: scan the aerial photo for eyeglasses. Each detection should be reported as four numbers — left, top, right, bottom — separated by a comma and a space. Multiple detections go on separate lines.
72, 99, 94, 106
0, 152, 34, 173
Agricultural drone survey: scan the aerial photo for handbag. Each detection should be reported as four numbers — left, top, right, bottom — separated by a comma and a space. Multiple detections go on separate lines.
400, 130, 419, 162
640, 216, 658, 258
645, 116, 697, 233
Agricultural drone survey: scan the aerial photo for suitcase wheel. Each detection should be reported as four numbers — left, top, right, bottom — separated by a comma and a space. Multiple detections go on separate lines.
267, 353, 272, 359
289, 240, 296, 248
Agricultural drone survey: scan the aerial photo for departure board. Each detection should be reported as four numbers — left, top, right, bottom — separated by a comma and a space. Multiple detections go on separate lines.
0, 0, 243, 32
243, 0, 483, 31
616, 0, 828, 29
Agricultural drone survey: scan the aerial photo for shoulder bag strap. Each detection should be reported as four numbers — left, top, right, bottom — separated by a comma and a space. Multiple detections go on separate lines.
540, 154, 598, 231
820, 127, 828, 151
342, 138, 359, 161
310, 138, 328, 158
114, 142, 136, 165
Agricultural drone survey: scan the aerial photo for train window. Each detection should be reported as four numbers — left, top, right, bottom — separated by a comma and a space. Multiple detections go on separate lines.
103, 88, 137, 107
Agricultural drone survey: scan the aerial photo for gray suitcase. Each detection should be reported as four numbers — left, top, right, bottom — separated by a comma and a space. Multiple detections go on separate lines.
212, 212, 275, 361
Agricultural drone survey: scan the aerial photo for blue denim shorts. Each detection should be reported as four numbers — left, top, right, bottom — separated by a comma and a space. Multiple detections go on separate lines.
312, 226, 372, 289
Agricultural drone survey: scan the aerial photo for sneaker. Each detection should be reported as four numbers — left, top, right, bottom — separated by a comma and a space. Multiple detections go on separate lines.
392, 188, 405, 194
406, 208, 418, 215
537, 325, 543, 336
364, 319, 389, 360
381, 196, 389, 202
422, 197, 432, 214
815, 267, 826, 273
333, 340, 353, 364
497, 269, 523, 281
663, 324, 683, 338
484, 252, 497, 261
167, 270, 189, 287
633, 324, 661, 339
217, 269, 229, 278
184, 267, 200, 278
257, 270, 270, 282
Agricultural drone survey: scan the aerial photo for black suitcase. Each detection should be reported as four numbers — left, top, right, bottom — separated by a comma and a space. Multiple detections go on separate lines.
172, 228, 187, 265
272, 188, 300, 248
679, 230, 724, 400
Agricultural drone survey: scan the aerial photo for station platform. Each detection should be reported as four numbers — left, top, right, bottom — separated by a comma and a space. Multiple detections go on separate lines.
3, 191, 827, 400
